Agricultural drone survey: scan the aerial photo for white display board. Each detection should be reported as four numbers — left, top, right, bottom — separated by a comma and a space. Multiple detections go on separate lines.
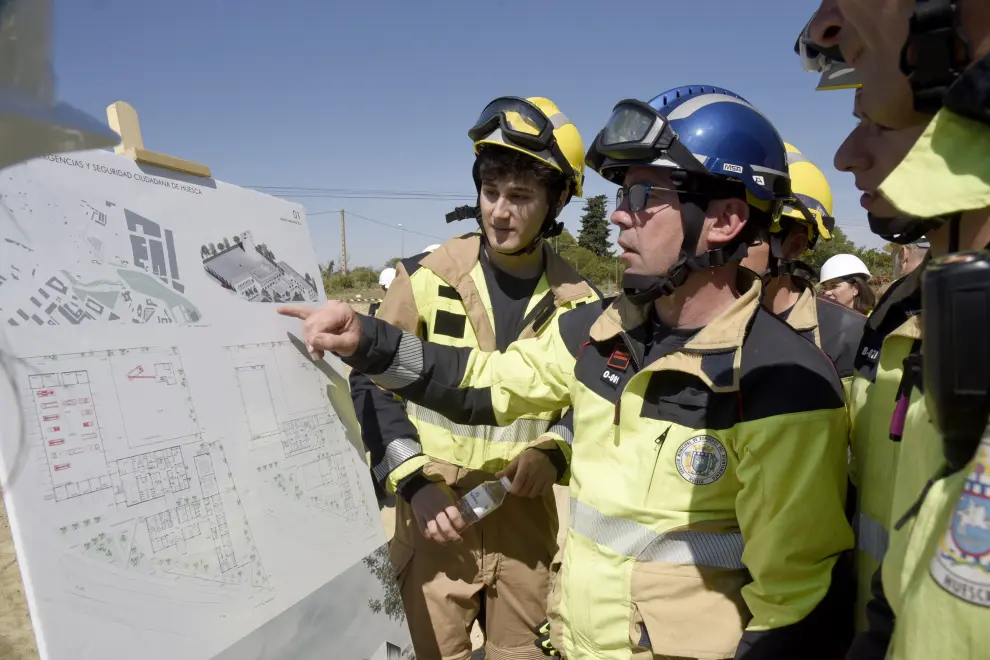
0, 150, 412, 659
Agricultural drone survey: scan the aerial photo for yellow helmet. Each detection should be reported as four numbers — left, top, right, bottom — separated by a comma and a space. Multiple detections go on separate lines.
469, 96, 585, 198
775, 143, 835, 245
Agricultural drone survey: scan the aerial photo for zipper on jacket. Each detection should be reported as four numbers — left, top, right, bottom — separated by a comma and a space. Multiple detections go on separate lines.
619, 331, 642, 371
646, 425, 672, 503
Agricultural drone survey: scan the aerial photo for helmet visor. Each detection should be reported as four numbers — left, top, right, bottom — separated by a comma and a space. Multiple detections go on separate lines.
602, 103, 663, 146
597, 100, 673, 155
588, 99, 714, 181
468, 97, 554, 151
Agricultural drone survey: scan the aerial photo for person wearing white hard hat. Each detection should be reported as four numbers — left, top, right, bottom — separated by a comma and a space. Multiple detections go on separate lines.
368, 267, 397, 319
819, 254, 875, 315
379, 267, 397, 290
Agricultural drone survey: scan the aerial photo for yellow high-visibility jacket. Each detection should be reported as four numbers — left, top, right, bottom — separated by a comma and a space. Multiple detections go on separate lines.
847, 104, 990, 660
841, 265, 923, 636
344, 271, 854, 659
348, 233, 600, 498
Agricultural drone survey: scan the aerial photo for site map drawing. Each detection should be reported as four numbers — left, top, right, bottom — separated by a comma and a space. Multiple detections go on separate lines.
0, 152, 411, 660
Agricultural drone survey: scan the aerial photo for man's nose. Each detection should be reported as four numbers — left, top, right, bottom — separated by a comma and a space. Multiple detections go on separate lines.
492, 195, 512, 219
610, 206, 632, 229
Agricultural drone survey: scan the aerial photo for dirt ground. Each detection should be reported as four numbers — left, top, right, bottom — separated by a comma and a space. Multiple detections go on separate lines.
0, 495, 38, 660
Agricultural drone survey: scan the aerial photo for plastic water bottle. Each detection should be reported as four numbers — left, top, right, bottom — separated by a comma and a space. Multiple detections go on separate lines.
458, 476, 512, 525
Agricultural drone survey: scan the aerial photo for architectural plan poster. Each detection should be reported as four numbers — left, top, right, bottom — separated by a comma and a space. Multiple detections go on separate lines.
0, 150, 413, 660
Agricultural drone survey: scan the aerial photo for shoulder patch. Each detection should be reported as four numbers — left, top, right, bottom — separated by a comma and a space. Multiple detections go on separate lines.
675, 435, 728, 485
930, 447, 990, 607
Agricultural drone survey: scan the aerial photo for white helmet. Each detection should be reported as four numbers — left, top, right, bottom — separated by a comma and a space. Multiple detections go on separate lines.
378, 267, 397, 289
819, 254, 871, 283
423, 244, 442, 253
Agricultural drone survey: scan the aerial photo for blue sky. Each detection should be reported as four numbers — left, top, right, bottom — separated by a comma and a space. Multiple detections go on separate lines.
54, 0, 876, 269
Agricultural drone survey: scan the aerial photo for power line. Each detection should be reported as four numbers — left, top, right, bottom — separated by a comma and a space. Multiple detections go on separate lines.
305, 208, 446, 240
345, 211, 446, 240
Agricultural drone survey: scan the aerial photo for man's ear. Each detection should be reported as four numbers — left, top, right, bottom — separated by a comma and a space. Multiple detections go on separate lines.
783, 227, 810, 261
554, 189, 569, 217
706, 197, 750, 247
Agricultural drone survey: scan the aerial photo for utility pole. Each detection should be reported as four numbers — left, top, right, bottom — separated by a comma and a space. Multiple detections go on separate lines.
340, 209, 348, 274
398, 223, 404, 258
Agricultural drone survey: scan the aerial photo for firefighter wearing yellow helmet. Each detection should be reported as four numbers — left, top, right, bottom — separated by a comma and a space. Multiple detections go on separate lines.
348, 94, 600, 658
757, 143, 866, 386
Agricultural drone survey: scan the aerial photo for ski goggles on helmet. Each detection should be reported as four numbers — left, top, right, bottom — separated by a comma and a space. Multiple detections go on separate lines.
794, 14, 861, 90
585, 99, 709, 177
468, 96, 577, 182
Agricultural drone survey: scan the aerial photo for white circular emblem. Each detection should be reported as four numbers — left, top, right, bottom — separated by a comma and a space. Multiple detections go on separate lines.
675, 435, 728, 485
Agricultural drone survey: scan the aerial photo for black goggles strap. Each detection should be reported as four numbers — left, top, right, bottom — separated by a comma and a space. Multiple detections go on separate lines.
900, 0, 971, 115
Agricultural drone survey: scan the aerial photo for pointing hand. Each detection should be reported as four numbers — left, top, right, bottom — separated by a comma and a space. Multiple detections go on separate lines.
276, 301, 362, 359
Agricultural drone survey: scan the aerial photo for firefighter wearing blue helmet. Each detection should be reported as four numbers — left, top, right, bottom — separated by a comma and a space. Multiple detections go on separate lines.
280, 85, 855, 659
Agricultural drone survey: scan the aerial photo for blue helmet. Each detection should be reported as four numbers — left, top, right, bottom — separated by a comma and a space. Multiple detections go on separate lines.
585, 85, 792, 303
587, 85, 792, 210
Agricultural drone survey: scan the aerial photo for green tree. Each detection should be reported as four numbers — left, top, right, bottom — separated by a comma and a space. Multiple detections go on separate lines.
806, 226, 859, 276
384, 257, 402, 269
363, 545, 405, 622
348, 267, 379, 289
577, 194, 613, 257
552, 229, 625, 293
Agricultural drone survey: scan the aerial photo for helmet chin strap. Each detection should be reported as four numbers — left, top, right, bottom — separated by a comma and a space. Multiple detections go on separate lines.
763, 231, 816, 286
867, 212, 946, 244
621, 198, 751, 306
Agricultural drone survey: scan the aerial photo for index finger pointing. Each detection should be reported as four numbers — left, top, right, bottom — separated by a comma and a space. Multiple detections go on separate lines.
276, 305, 315, 320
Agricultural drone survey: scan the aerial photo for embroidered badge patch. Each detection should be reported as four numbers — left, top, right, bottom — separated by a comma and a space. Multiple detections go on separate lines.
674, 435, 728, 486
930, 443, 990, 607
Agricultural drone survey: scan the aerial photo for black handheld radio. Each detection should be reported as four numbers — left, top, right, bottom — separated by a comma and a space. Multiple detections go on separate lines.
922, 251, 990, 473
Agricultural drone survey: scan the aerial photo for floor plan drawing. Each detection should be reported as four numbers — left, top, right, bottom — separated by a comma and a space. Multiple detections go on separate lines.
24, 346, 200, 504
273, 451, 369, 524
227, 341, 373, 529
17, 346, 271, 594
228, 341, 333, 457
54, 440, 272, 593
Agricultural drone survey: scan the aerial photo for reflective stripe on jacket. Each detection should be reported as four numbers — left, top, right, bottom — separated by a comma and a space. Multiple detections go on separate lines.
344, 271, 855, 659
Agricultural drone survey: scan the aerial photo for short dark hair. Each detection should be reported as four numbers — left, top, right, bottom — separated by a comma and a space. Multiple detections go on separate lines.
476, 146, 566, 203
